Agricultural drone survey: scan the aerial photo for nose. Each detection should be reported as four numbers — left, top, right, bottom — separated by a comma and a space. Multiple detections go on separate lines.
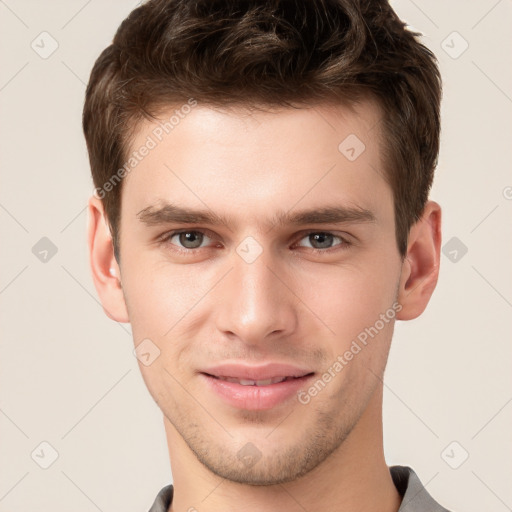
213, 248, 298, 347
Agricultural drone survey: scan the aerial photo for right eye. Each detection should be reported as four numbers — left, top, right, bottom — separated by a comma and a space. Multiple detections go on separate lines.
159, 229, 218, 251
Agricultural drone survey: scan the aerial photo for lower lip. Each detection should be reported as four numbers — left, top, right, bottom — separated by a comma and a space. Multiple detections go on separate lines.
200, 373, 314, 410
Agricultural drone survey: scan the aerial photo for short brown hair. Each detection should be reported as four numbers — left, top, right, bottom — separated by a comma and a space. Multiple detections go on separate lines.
83, 0, 442, 260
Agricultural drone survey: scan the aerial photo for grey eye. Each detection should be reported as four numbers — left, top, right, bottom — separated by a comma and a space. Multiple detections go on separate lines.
173, 231, 207, 249
297, 232, 343, 250
309, 233, 334, 249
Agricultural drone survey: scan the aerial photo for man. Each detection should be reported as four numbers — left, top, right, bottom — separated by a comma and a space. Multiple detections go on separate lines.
83, 0, 450, 510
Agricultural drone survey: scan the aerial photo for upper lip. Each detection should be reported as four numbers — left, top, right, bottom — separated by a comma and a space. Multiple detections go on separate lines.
200, 363, 314, 380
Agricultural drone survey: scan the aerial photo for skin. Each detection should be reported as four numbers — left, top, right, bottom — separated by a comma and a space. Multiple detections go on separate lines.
88, 99, 441, 512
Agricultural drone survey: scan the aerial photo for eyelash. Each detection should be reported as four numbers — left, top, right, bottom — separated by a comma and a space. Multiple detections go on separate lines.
157, 229, 352, 255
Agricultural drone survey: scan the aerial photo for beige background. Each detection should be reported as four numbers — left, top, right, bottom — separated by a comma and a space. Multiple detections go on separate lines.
1, 1, 511, 510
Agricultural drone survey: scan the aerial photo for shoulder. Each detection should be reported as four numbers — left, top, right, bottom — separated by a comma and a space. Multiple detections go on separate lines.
147, 484, 174, 512
390, 465, 453, 512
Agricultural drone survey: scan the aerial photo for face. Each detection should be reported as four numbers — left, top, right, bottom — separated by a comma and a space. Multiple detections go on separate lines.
110, 101, 405, 484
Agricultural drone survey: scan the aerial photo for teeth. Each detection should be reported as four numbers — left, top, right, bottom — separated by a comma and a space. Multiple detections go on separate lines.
218, 376, 289, 386
240, 379, 257, 386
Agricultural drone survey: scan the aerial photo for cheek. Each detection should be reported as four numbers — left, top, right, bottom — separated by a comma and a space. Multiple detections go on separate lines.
122, 262, 199, 341
296, 258, 399, 345
302, 265, 399, 407
122, 266, 200, 398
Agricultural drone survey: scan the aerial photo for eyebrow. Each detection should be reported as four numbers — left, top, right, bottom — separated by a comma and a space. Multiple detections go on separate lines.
136, 202, 376, 229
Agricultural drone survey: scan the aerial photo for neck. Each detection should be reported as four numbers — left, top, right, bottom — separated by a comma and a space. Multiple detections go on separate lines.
165, 386, 402, 512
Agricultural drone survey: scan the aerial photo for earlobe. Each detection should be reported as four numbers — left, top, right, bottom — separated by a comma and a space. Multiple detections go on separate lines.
396, 201, 442, 321
87, 195, 130, 323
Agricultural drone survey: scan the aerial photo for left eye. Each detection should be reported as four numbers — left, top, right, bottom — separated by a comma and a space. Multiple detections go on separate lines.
296, 232, 345, 250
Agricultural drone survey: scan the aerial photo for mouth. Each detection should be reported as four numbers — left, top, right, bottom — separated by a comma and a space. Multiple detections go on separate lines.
199, 363, 315, 410
203, 374, 312, 386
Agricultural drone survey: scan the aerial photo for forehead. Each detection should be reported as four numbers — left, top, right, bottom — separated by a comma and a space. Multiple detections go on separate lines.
120, 100, 391, 227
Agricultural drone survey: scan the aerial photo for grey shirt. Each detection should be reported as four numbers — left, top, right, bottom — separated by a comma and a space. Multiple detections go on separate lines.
147, 465, 451, 511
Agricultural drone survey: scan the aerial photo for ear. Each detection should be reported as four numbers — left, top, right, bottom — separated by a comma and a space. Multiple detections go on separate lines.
396, 201, 442, 320
87, 195, 129, 322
